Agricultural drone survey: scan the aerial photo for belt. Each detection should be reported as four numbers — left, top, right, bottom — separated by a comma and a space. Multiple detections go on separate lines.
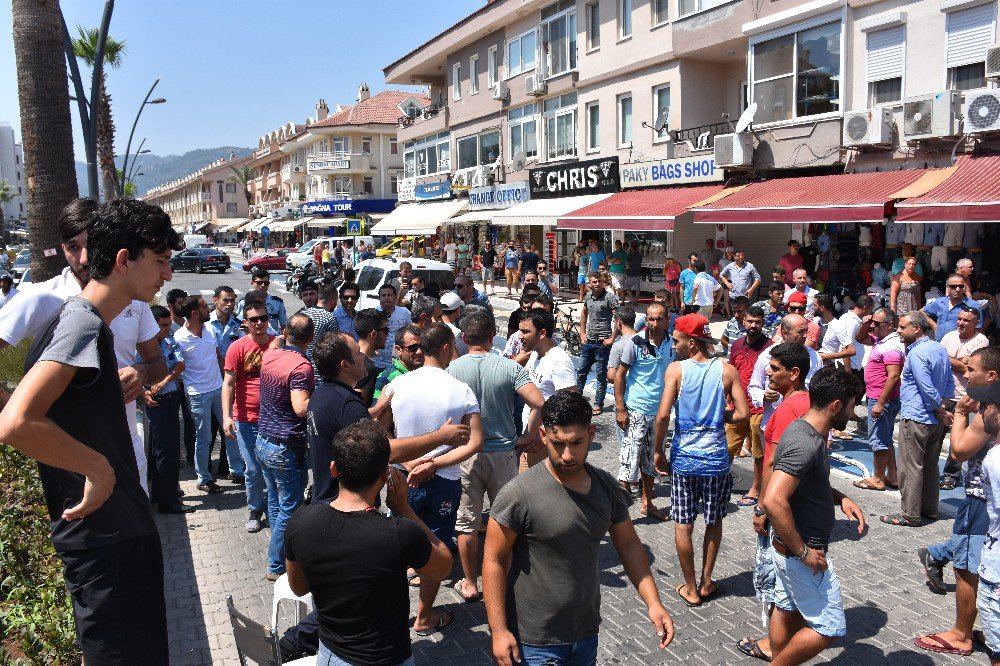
771, 539, 828, 557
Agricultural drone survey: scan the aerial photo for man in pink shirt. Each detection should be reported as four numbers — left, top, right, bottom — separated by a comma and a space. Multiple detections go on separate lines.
853, 308, 905, 491
778, 241, 804, 287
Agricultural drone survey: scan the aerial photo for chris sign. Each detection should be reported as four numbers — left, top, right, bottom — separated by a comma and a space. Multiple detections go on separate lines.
528, 156, 620, 199
620, 156, 722, 189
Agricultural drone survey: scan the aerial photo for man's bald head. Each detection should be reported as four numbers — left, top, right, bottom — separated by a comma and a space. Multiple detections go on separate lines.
792, 269, 808, 288
780, 313, 809, 343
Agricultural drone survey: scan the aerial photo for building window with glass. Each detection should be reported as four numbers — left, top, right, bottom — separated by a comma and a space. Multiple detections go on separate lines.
751, 20, 841, 123
586, 102, 600, 152
457, 131, 502, 169
390, 174, 399, 195
619, 0, 632, 38
453, 62, 462, 101
334, 177, 352, 196
488, 46, 499, 87
403, 133, 451, 178
542, 1, 577, 78
226, 203, 238, 214
618, 94, 633, 146
652, 84, 670, 139
362, 137, 372, 155
362, 177, 374, 195
679, 0, 731, 18
333, 137, 349, 155
586, 2, 600, 50
543, 92, 578, 160
653, 0, 668, 25
506, 29, 537, 77
470, 55, 480, 95
946, 3, 995, 91
866, 25, 904, 105
390, 138, 398, 155
509, 104, 539, 161
225, 183, 237, 193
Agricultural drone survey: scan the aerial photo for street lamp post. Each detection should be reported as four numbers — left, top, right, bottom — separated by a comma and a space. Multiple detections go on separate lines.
118, 81, 165, 197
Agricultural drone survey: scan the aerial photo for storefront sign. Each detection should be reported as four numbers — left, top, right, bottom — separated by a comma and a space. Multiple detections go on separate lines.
307, 158, 351, 171
468, 182, 530, 210
544, 231, 557, 272
620, 156, 723, 189
529, 156, 620, 199
398, 178, 416, 202
415, 180, 452, 200
301, 199, 397, 216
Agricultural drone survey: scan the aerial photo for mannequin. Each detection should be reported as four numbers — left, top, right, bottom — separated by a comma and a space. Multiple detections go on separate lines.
799, 233, 820, 277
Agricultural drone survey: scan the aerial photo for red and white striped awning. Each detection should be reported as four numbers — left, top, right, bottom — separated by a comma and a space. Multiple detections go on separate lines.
558, 185, 726, 231
896, 154, 1000, 223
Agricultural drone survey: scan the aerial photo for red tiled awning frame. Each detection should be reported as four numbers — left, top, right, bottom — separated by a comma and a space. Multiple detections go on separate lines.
557, 185, 726, 231
896, 154, 1000, 223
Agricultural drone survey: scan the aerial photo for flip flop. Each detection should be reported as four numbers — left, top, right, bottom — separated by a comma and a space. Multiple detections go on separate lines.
736, 636, 772, 662
880, 513, 920, 527
453, 579, 482, 603
698, 582, 723, 602
674, 583, 701, 607
414, 610, 454, 636
407, 572, 421, 587
737, 495, 759, 506
592, 406, 603, 415
913, 633, 973, 656
853, 478, 886, 491
640, 507, 668, 522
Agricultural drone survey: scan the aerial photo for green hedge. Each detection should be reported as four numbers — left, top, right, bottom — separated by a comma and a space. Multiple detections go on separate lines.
0, 340, 81, 665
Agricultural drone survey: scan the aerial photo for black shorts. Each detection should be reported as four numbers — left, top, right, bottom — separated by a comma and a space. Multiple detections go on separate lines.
59, 532, 168, 665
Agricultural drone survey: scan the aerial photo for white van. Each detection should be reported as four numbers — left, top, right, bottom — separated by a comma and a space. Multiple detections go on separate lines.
183, 234, 209, 248
354, 257, 456, 308
285, 235, 375, 269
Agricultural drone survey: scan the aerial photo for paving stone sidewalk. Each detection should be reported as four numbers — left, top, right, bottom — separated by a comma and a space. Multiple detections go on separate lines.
157, 407, 976, 666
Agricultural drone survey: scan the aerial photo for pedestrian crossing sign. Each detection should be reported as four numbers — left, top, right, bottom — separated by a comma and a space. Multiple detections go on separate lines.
346, 218, 364, 235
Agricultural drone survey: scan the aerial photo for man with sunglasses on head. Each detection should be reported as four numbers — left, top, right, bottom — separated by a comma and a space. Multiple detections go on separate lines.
237, 267, 288, 331
923, 273, 983, 342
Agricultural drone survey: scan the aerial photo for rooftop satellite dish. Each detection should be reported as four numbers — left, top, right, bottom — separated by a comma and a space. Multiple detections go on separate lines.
735, 102, 758, 133
511, 151, 527, 172
653, 109, 669, 134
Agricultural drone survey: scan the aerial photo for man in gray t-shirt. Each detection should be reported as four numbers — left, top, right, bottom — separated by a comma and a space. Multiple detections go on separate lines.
577, 273, 620, 413
483, 391, 674, 662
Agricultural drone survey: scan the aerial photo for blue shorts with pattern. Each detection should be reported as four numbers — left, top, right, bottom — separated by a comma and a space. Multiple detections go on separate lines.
978, 577, 1000, 659
670, 472, 733, 525
772, 551, 847, 638
754, 532, 776, 605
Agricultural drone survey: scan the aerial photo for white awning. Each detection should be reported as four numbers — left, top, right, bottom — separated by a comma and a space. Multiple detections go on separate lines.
446, 209, 498, 225
491, 194, 614, 227
306, 218, 343, 229
370, 200, 468, 236
216, 218, 248, 232
269, 219, 301, 232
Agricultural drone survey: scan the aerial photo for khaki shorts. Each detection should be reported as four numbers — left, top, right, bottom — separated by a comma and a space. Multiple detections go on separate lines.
725, 412, 764, 458
454, 450, 518, 534
505, 268, 519, 284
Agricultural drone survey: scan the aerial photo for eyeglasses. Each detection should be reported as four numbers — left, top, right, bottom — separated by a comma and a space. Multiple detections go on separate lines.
253, 280, 270, 286
399, 342, 422, 353
247, 314, 270, 324
788, 305, 806, 311
342, 294, 358, 300
948, 284, 966, 289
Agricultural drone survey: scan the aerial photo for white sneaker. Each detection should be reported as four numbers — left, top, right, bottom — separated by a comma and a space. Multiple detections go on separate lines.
245, 516, 264, 533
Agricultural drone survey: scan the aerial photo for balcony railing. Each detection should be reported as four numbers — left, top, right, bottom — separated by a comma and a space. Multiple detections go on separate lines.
200, 192, 211, 202
396, 100, 448, 128
671, 122, 732, 151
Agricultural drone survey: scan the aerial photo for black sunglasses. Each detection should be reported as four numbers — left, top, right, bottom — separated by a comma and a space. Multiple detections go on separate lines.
788, 305, 806, 311
247, 314, 270, 324
253, 280, 270, 286
399, 342, 422, 353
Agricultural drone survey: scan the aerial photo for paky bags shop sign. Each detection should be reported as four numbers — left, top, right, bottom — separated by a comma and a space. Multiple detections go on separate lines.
529, 156, 620, 199
620, 156, 722, 189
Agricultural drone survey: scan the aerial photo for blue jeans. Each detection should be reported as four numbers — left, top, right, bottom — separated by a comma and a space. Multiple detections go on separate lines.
256, 433, 305, 575
189, 388, 243, 484
407, 474, 462, 543
576, 340, 610, 407
520, 634, 598, 666
317, 640, 415, 666
235, 421, 264, 516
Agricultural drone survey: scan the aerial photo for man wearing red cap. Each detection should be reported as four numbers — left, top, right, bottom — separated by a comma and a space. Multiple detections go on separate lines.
782, 269, 818, 318
654, 314, 749, 607
784, 291, 820, 349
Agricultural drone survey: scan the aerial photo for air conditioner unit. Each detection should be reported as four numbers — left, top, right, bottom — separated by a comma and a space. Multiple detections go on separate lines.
987, 45, 1000, 79
491, 81, 510, 101
472, 165, 494, 187
525, 74, 547, 97
842, 107, 894, 147
713, 133, 754, 168
902, 91, 961, 141
965, 88, 1000, 133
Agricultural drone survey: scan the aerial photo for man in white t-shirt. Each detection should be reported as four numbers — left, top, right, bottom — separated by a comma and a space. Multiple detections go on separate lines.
0, 199, 166, 493
378, 322, 483, 636
782, 269, 819, 318
443, 239, 459, 272
691, 259, 720, 319
518, 308, 578, 469
814, 294, 855, 367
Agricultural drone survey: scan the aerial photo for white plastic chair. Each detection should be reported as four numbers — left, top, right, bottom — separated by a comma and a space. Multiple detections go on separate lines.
271, 573, 315, 631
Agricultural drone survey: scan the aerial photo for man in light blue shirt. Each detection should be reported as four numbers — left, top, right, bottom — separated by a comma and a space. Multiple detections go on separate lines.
208, 286, 243, 359
886, 311, 955, 528
719, 249, 761, 299
922, 275, 982, 342
679, 253, 698, 307
334, 282, 360, 340
587, 239, 606, 274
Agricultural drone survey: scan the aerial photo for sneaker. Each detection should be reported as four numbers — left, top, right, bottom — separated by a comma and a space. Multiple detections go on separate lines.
230, 475, 246, 486
265, 571, 281, 582
245, 515, 264, 533
196, 482, 224, 494
918, 546, 946, 592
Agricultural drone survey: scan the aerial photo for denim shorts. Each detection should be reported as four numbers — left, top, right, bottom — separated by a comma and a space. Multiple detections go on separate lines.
772, 552, 847, 638
754, 532, 776, 604
954, 534, 987, 572
867, 398, 901, 452
520, 634, 598, 666
978, 577, 1000, 659
407, 474, 462, 543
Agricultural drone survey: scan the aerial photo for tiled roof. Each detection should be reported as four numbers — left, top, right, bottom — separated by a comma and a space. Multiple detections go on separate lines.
310, 90, 430, 128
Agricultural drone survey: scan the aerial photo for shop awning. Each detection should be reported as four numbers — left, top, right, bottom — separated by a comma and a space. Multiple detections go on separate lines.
558, 185, 726, 231
492, 194, 613, 227
269, 219, 301, 232
306, 218, 343, 229
216, 218, 248, 232
692, 169, 946, 224
896, 154, 1000, 223
447, 209, 499, 225
370, 200, 467, 235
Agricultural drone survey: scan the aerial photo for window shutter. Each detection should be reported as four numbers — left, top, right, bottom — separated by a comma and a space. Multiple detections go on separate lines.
866, 26, 905, 82
946, 3, 996, 68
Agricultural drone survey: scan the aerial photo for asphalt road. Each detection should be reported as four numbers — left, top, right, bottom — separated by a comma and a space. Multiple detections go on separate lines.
159, 257, 305, 314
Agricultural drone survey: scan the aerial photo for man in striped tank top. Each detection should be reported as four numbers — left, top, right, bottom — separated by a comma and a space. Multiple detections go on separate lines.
654, 314, 750, 607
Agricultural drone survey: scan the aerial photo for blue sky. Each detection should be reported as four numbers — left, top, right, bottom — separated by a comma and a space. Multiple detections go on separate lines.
0, 1, 482, 158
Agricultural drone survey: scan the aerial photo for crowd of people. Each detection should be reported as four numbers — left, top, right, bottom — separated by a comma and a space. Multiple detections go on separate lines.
6, 198, 1000, 666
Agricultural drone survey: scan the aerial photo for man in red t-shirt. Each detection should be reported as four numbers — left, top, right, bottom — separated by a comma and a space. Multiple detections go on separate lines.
778, 241, 804, 287
738, 342, 811, 663
222, 301, 275, 533
726, 305, 773, 507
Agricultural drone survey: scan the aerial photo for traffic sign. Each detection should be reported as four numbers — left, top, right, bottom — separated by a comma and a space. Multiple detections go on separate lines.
345, 218, 364, 236
260, 226, 270, 236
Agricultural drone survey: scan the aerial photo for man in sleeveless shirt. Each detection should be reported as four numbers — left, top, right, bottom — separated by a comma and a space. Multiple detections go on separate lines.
653, 313, 750, 607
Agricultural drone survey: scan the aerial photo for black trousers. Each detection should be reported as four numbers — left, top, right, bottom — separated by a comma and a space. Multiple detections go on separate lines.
179, 389, 195, 463
59, 533, 168, 665
146, 392, 181, 508
282, 610, 320, 656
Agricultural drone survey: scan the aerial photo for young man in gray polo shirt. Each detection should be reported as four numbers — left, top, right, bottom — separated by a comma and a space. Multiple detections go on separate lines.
577, 272, 619, 415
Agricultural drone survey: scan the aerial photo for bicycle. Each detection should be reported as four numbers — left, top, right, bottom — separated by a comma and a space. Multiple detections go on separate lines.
556, 304, 583, 357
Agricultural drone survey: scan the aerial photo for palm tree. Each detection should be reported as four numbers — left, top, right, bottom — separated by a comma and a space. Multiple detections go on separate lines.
0, 179, 13, 237
12, 0, 79, 282
72, 26, 126, 203
229, 165, 254, 206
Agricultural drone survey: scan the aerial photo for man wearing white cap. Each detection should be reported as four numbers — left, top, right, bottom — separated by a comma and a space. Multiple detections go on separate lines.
440, 292, 468, 357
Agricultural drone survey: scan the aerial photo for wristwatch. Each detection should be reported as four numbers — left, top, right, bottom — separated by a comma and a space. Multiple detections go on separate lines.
753, 506, 765, 517
797, 544, 809, 560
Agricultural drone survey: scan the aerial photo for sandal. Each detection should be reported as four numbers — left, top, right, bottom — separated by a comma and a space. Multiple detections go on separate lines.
737, 637, 772, 662
940, 477, 959, 491
880, 513, 920, 527
414, 610, 454, 636
852, 478, 886, 491
737, 495, 758, 507
592, 406, 603, 416
407, 571, 421, 587
674, 583, 701, 607
453, 579, 482, 603
640, 506, 668, 522
913, 633, 973, 656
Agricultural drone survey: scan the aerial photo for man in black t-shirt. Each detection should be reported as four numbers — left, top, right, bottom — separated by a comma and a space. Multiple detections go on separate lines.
480, 240, 497, 295
0, 200, 181, 665
284, 421, 452, 665
518, 243, 540, 282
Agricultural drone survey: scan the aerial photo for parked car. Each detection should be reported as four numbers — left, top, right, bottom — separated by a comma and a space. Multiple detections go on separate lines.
355, 257, 455, 309
243, 248, 293, 272
16, 268, 31, 287
375, 236, 426, 258
11, 254, 30, 281
169, 247, 231, 273
286, 235, 375, 270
